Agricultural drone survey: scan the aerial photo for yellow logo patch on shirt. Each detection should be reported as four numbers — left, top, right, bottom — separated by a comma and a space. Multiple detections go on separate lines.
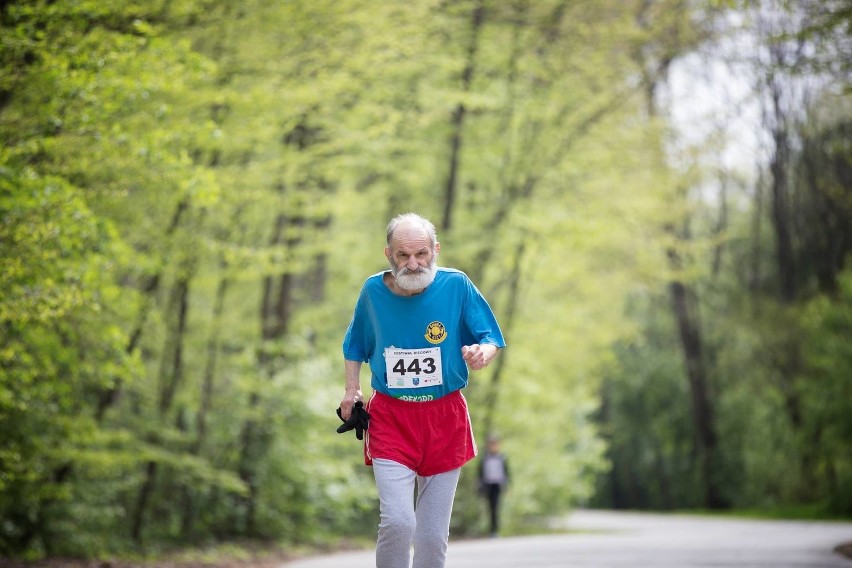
425, 321, 446, 344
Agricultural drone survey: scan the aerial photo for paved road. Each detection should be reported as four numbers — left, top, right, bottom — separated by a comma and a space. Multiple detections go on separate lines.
280, 509, 852, 567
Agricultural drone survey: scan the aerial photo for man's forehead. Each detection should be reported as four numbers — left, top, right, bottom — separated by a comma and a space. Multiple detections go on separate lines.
390, 224, 432, 248
390, 237, 432, 252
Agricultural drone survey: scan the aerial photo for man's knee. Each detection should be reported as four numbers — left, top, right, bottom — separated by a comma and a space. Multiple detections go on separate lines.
413, 523, 449, 551
380, 510, 416, 541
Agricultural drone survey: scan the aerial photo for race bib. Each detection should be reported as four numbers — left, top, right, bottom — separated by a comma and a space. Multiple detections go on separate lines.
384, 346, 443, 389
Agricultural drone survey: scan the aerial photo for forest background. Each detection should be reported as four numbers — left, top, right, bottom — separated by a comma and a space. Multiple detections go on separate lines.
1, 0, 850, 563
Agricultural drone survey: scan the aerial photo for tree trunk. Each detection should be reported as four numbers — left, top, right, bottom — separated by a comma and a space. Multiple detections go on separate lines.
768, 75, 797, 304
748, 170, 765, 295
666, 251, 725, 508
159, 270, 192, 413
632, 1, 726, 507
481, 240, 524, 437
96, 196, 190, 420
237, 205, 305, 535
441, 0, 484, 232
132, 256, 196, 543
130, 460, 157, 543
762, 37, 815, 500
182, 254, 232, 537
711, 174, 729, 278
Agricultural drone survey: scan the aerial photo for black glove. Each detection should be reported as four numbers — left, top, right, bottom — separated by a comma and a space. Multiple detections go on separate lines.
336, 400, 370, 440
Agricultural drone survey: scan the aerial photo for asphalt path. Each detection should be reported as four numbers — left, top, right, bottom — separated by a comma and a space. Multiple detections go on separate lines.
280, 509, 852, 568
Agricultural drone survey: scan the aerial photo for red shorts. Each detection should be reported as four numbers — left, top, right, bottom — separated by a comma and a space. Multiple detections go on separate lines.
365, 390, 477, 476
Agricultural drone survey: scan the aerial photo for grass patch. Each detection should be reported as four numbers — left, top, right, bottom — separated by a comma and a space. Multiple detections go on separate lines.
0, 536, 376, 568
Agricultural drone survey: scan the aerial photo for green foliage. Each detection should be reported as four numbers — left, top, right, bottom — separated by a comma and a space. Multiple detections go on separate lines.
0, 167, 138, 556
593, 292, 702, 510
1, 0, 850, 561
798, 270, 852, 514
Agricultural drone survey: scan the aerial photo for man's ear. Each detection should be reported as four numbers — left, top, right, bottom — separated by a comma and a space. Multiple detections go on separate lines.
384, 246, 392, 261
435, 242, 441, 254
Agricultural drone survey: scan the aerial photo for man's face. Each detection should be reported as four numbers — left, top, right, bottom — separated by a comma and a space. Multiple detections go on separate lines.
385, 225, 439, 292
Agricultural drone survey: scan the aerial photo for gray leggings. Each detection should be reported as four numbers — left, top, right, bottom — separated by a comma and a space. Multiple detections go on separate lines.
373, 458, 461, 568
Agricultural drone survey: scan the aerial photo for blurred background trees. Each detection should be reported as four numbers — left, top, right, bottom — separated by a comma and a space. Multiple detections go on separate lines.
1, 0, 849, 559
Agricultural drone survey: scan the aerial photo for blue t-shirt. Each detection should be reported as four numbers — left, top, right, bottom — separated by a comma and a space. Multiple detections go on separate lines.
343, 267, 506, 401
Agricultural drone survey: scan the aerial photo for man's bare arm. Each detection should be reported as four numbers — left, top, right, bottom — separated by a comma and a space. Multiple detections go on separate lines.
339, 359, 363, 420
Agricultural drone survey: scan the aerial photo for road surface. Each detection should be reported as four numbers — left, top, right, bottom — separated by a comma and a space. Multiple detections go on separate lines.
280, 509, 852, 567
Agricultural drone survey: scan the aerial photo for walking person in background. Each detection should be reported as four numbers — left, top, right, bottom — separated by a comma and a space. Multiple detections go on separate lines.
337, 212, 506, 568
478, 434, 510, 537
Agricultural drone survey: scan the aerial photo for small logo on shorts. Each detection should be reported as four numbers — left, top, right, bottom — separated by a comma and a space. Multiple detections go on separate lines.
425, 321, 446, 344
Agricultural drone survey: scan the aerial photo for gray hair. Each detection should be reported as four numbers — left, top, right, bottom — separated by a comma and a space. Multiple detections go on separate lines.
386, 213, 438, 247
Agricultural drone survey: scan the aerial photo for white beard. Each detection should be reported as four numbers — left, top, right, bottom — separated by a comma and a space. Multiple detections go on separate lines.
392, 259, 438, 292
